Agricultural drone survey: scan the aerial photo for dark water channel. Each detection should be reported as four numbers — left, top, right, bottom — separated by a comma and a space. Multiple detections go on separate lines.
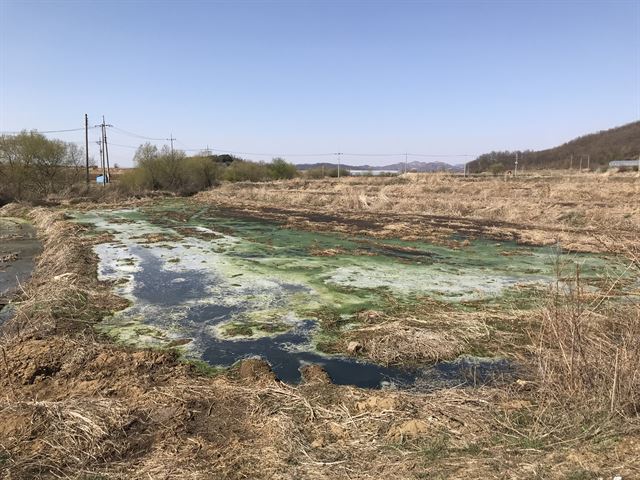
0, 218, 41, 321
117, 239, 512, 389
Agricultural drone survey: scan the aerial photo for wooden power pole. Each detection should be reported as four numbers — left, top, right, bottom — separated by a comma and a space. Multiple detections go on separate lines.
103, 116, 111, 181
95, 116, 113, 184
85, 114, 90, 184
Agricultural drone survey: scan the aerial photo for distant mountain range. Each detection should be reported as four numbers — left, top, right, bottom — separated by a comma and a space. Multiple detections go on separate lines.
296, 160, 462, 172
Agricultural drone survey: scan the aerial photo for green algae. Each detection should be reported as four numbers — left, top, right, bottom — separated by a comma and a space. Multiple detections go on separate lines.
71, 200, 633, 365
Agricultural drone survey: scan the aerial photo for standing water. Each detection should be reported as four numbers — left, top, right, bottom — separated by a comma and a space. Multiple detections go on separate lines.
72, 203, 617, 388
0, 217, 41, 323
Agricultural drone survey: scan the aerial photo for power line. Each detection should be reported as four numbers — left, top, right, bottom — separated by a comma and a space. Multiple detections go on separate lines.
110, 126, 171, 142
1, 123, 480, 160
179, 146, 336, 157
405, 153, 476, 158
108, 142, 140, 149
0, 126, 98, 134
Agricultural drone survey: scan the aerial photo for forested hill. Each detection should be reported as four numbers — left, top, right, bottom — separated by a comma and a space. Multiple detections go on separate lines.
469, 121, 640, 172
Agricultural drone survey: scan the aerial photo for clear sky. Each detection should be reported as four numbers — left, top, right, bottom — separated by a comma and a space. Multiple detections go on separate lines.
1, 0, 639, 167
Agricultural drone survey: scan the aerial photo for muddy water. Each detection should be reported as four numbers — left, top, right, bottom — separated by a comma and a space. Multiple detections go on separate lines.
0, 218, 41, 310
72, 203, 617, 388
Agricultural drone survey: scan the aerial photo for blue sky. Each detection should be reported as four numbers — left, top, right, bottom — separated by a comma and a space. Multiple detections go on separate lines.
1, 0, 638, 167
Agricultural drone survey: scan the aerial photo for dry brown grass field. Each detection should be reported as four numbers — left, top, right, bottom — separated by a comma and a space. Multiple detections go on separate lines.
0, 172, 639, 479
195, 172, 640, 253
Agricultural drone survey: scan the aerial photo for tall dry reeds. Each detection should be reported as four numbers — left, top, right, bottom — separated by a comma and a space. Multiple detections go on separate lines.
533, 248, 640, 418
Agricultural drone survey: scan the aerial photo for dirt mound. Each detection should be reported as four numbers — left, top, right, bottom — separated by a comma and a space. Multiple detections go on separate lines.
1, 335, 183, 398
234, 357, 277, 383
300, 364, 332, 384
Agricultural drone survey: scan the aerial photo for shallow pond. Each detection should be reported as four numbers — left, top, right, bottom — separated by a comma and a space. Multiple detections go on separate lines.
72, 202, 621, 388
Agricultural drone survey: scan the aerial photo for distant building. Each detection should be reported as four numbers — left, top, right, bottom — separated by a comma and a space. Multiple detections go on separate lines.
609, 160, 639, 168
349, 169, 399, 176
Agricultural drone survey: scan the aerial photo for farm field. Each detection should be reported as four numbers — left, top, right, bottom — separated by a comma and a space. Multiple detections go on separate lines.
1, 173, 639, 479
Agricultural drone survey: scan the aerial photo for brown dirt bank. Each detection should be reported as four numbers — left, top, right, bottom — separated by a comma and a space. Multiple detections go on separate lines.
0, 204, 638, 479
193, 173, 640, 253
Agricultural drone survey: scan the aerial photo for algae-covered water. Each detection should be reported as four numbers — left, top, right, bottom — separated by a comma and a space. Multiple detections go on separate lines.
72, 201, 621, 388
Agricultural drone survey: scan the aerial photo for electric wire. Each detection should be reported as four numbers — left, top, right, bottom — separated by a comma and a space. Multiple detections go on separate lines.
0, 126, 98, 134
1, 123, 479, 160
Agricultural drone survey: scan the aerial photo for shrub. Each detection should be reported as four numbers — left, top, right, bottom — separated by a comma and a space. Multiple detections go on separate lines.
305, 167, 327, 179
223, 160, 270, 182
327, 167, 350, 177
488, 163, 505, 175
267, 157, 297, 180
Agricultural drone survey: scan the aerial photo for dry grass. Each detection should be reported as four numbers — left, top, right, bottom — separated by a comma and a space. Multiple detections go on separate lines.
195, 172, 640, 252
343, 305, 496, 366
0, 399, 135, 477
1, 191, 640, 478
533, 247, 640, 417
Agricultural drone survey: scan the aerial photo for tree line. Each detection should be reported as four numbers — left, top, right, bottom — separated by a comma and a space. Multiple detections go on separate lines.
119, 142, 299, 194
0, 131, 86, 202
0, 133, 308, 202
469, 121, 640, 173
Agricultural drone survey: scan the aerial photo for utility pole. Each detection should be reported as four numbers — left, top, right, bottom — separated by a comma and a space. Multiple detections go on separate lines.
405, 152, 408, 174
96, 139, 105, 186
579, 155, 583, 172
169, 133, 175, 158
336, 152, 343, 179
514, 152, 518, 177
586, 154, 590, 171
84, 114, 89, 185
103, 116, 111, 181
94, 116, 113, 183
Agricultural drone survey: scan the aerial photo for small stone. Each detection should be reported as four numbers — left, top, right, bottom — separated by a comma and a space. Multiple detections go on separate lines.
347, 341, 363, 354
356, 396, 397, 412
387, 419, 430, 441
